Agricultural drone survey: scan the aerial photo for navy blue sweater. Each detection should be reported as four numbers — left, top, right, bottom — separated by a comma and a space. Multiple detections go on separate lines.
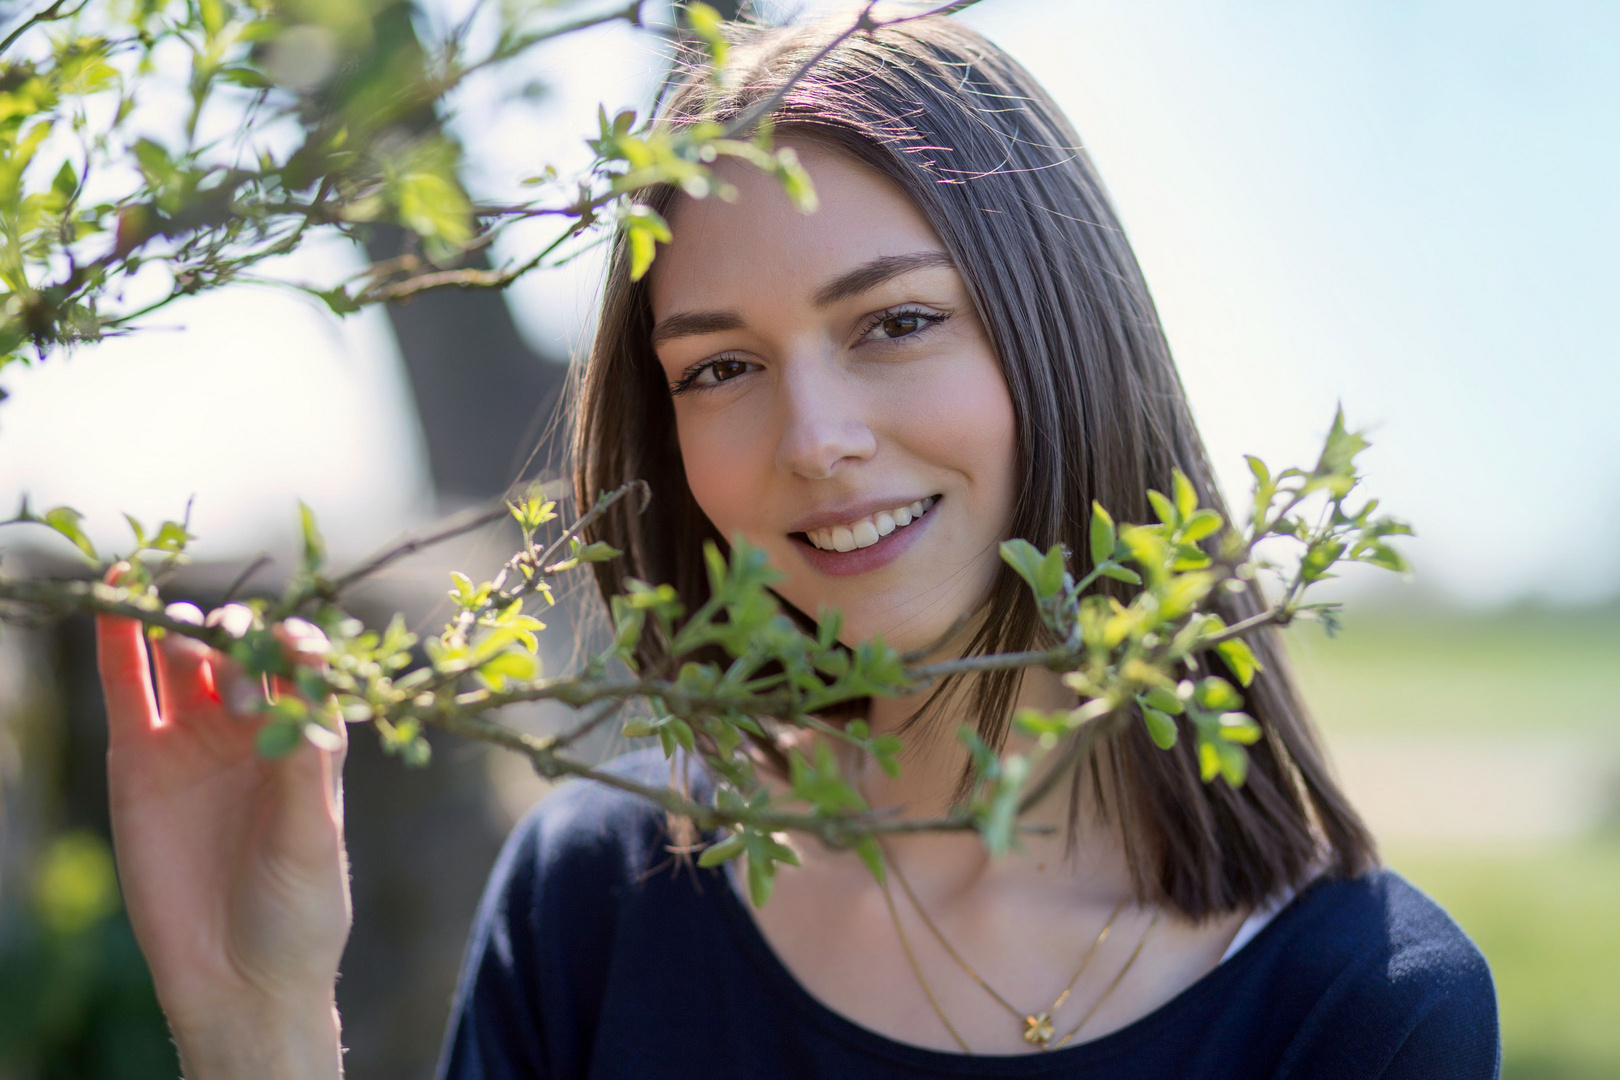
438, 752, 1500, 1079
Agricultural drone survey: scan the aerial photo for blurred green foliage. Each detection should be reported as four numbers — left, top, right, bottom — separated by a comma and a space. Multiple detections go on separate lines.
0, 831, 178, 1078
1292, 606, 1620, 1079
0, 0, 820, 381
1396, 838, 1620, 1080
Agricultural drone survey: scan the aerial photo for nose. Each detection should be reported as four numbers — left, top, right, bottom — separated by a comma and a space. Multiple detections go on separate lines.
774, 355, 877, 480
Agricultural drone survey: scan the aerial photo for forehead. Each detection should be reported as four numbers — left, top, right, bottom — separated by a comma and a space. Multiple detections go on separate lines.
648, 143, 944, 320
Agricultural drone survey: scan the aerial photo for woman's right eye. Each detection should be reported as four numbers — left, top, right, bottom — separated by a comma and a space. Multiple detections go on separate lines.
708, 358, 751, 382
670, 355, 759, 395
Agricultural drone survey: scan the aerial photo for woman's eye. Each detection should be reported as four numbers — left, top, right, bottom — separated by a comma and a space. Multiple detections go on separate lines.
878, 314, 924, 337
670, 355, 758, 395
708, 358, 751, 382
861, 308, 945, 343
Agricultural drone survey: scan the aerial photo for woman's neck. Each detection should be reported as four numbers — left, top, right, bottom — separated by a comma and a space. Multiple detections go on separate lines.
827, 663, 1137, 903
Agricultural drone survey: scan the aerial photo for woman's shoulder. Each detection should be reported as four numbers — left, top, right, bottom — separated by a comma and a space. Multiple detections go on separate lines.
1247, 867, 1500, 1078
1282, 867, 1493, 990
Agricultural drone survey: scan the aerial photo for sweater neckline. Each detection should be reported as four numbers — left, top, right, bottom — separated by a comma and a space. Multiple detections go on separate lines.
708, 863, 1321, 1075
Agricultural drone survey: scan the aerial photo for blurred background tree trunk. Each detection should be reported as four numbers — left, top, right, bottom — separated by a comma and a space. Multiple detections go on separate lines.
0, 2, 746, 1076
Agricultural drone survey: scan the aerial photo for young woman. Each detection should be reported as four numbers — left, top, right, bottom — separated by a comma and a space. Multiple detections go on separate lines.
94, 15, 1499, 1079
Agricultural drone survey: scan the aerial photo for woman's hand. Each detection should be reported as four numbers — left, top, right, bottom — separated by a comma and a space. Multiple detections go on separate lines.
96, 565, 351, 1080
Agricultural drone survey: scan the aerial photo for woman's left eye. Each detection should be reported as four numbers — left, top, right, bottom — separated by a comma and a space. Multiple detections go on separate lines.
861, 308, 946, 343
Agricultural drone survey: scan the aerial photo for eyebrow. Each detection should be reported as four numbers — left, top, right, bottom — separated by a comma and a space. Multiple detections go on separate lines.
811, 250, 956, 308
649, 250, 957, 348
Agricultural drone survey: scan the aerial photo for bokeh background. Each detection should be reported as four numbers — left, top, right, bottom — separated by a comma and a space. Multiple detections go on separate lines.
2, 1, 1616, 1077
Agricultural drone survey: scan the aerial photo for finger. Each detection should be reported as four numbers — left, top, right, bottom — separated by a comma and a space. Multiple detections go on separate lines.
265, 667, 348, 810
277, 618, 331, 668
153, 603, 224, 721
267, 726, 348, 866
202, 604, 266, 719
95, 563, 161, 746
204, 602, 255, 639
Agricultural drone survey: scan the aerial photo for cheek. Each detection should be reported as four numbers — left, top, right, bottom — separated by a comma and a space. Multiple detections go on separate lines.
674, 401, 775, 543
893, 352, 1019, 527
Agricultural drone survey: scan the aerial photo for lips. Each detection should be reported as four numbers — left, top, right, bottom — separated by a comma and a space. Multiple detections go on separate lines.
801, 496, 938, 552
788, 494, 942, 579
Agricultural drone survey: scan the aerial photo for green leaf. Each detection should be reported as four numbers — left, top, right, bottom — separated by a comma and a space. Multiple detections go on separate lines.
1088, 502, 1116, 565
1300, 539, 1346, 582
52, 160, 78, 199
684, 1, 730, 69
315, 287, 360, 316
746, 854, 775, 907
623, 205, 673, 281
1312, 406, 1370, 480
981, 754, 1029, 856
1214, 739, 1249, 786
149, 519, 193, 553
1172, 469, 1199, 520
1217, 712, 1262, 745
297, 502, 326, 575
1142, 706, 1178, 749
1178, 509, 1222, 544
579, 540, 622, 566
395, 162, 472, 250
697, 832, 746, 868
43, 506, 97, 562
1100, 564, 1142, 585
1146, 489, 1179, 528
1139, 685, 1184, 715
256, 720, 303, 759
1013, 707, 1074, 739
1215, 637, 1262, 687
1035, 544, 1065, 600
122, 513, 147, 548
854, 836, 886, 884
477, 649, 538, 690
1195, 676, 1243, 712
774, 147, 818, 213
999, 539, 1044, 596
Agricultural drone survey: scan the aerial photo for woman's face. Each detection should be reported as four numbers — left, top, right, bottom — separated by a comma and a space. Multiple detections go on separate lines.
648, 144, 1018, 652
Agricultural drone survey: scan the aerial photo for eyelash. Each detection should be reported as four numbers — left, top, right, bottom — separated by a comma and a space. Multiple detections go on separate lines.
667, 306, 951, 397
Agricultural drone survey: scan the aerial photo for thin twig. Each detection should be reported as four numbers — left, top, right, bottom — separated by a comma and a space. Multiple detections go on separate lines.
0, 0, 85, 56
549, 698, 629, 750
716, 0, 987, 141
323, 503, 515, 597
1015, 707, 1122, 815
222, 553, 273, 604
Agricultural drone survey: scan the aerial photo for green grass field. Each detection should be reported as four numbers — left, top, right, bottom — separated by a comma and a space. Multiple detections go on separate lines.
1287, 604, 1620, 740
1286, 605, 1620, 1078
1388, 838, 1620, 1080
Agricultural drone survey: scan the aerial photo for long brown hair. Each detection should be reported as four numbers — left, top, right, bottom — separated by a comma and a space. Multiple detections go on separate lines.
572, 15, 1374, 919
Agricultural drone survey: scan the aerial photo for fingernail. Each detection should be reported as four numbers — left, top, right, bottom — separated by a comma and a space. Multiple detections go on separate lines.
165, 602, 205, 625
304, 723, 343, 752
206, 603, 254, 638
282, 617, 331, 654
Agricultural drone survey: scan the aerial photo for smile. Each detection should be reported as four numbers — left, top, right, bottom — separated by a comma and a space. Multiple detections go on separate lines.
802, 496, 938, 552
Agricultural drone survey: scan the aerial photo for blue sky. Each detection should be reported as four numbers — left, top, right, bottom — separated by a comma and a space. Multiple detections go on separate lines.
2, 1, 1615, 604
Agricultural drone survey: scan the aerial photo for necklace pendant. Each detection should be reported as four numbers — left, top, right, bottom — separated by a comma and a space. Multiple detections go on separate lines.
1023, 1013, 1055, 1047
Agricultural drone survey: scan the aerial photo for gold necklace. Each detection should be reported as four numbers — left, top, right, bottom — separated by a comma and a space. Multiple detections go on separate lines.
880, 850, 1160, 1052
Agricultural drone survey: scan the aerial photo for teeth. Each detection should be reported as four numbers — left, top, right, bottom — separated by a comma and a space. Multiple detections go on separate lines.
804, 496, 937, 552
